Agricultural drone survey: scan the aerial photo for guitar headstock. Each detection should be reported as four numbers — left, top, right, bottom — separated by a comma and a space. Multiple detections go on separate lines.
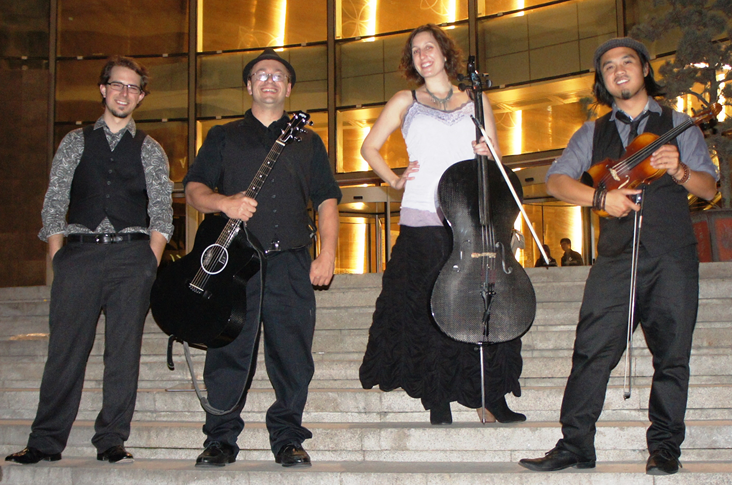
280, 111, 312, 144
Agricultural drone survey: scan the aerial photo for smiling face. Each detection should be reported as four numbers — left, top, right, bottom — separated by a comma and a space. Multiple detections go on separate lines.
410, 31, 445, 80
99, 66, 145, 120
599, 46, 649, 102
246, 59, 292, 108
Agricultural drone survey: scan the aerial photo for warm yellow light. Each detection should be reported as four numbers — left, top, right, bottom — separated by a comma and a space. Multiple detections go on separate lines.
569, 205, 583, 257
355, 221, 367, 274
446, 0, 457, 22
367, 0, 377, 36
511, 110, 523, 154
275, 0, 287, 46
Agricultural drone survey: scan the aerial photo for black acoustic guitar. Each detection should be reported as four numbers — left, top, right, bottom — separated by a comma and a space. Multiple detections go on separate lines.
150, 111, 312, 348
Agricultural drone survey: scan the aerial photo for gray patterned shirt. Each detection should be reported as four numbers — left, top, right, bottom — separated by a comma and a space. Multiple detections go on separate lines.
39, 116, 174, 242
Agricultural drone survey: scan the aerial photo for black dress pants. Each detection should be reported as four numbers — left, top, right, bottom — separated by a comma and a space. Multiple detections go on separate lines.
27, 239, 157, 454
557, 244, 698, 460
202, 248, 316, 455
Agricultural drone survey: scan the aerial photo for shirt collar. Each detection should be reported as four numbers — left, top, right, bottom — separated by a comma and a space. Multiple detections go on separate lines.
93, 116, 136, 137
611, 98, 660, 122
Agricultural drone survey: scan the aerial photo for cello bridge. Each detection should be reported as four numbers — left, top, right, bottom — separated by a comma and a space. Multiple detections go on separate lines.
471, 251, 496, 258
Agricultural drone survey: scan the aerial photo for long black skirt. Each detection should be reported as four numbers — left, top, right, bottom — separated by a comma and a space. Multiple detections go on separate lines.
359, 225, 523, 411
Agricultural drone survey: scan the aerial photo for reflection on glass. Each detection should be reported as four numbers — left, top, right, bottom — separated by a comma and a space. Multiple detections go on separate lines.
201, 0, 326, 51
57, 0, 188, 57
338, 25, 468, 107
1, 0, 49, 57
337, 107, 407, 173
137, 121, 188, 183
519, 202, 583, 267
334, 214, 399, 274
337, 0, 468, 39
56, 57, 188, 122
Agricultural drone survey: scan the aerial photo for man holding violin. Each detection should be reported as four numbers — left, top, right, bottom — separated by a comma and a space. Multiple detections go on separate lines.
519, 37, 718, 475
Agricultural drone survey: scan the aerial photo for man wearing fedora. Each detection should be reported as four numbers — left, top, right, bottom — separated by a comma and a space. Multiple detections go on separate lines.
518, 37, 718, 475
183, 48, 341, 467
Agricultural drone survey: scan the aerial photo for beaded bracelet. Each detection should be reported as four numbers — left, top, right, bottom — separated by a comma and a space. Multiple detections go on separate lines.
673, 162, 691, 184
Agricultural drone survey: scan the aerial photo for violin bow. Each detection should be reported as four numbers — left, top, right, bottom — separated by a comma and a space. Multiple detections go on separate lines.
470, 115, 551, 265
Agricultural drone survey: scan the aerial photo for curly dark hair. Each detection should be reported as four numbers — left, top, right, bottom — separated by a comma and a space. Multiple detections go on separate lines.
592, 47, 664, 107
98, 55, 150, 106
400, 24, 462, 85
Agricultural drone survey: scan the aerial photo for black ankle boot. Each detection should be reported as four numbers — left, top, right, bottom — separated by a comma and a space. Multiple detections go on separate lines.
429, 402, 453, 425
486, 396, 526, 423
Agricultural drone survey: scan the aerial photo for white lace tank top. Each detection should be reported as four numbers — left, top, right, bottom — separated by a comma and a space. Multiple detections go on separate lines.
400, 92, 476, 225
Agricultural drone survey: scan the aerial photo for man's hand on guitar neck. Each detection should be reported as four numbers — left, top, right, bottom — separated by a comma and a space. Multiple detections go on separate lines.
185, 182, 258, 221
219, 192, 258, 221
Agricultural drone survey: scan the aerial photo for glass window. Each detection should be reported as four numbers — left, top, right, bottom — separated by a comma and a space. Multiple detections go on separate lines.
137, 121, 189, 183
520, 202, 584, 267
487, 74, 601, 156
200, 0, 326, 52
478, 0, 568, 17
338, 24, 468, 107
337, 106, 408, 173
1, 0, 50, 57
199, 45, 327, 118
57, 0, 188, 57
479, 0, 616, 86
338, 0, 468, 39
56, 57, 188, 123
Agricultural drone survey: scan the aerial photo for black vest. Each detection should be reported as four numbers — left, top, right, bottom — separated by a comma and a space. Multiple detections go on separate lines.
68, 125, 149, 232
591, 107, 696, 257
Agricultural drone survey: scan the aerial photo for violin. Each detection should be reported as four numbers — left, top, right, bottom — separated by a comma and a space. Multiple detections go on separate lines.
584, 103, 721, 217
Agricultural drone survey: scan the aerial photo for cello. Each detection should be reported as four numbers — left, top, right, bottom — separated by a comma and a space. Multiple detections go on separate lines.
430, 59, 543, 418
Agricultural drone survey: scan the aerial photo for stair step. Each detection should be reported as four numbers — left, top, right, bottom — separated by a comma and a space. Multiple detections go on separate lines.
2, 419, 731, 462
2, 384, 730, 422
2, 458, 732, 485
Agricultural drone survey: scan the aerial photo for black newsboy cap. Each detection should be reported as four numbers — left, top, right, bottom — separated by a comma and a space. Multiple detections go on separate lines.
243, 48, 296, 86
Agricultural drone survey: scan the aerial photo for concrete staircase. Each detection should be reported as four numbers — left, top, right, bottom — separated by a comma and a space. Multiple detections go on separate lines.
1, 264, 732, 484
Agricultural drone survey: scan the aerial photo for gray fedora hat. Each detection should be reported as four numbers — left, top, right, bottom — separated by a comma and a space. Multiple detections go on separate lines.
593, 37, 651, 68
243, 48, 296, 86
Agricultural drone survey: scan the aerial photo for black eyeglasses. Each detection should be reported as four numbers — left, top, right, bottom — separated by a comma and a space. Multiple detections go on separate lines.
250, 71, 288, 83
106, 82, 142, 95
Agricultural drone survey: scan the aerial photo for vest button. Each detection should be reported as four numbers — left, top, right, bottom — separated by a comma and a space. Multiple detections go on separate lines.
107, 181, 112, 185
108, 169, 113, 174
106, 194, 111, 198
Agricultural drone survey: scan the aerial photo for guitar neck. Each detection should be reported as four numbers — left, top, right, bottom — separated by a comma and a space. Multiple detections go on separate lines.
244, 139, 286, 200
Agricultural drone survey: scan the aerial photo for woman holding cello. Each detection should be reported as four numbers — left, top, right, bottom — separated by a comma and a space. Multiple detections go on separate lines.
358, 24, 525, 425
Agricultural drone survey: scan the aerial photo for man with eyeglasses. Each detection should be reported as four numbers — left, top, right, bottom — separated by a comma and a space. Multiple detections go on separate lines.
5, 56, 173, 466
184, 48, 341, 468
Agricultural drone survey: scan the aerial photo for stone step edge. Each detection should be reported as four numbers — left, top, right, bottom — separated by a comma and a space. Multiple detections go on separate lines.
1, 457, 732, 479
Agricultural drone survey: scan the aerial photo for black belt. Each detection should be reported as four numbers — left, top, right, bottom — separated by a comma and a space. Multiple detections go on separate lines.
67, 233, 150, 244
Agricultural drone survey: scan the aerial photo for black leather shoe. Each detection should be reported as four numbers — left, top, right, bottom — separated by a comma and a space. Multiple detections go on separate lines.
486, 396, 526, 423
97, 445, 133, 464
519, 446, 596, 471
646, 449, 681, 475
195, 442, 237, 467
275, 444, 312, 467
429, 402, 453, 425
5, 447, 62, 465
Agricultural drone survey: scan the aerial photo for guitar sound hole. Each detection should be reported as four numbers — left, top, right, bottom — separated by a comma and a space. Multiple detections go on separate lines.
201, 244, 229, 275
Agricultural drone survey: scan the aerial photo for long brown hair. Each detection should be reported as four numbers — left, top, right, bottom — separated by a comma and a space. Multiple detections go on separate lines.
400, 24, 462, 85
